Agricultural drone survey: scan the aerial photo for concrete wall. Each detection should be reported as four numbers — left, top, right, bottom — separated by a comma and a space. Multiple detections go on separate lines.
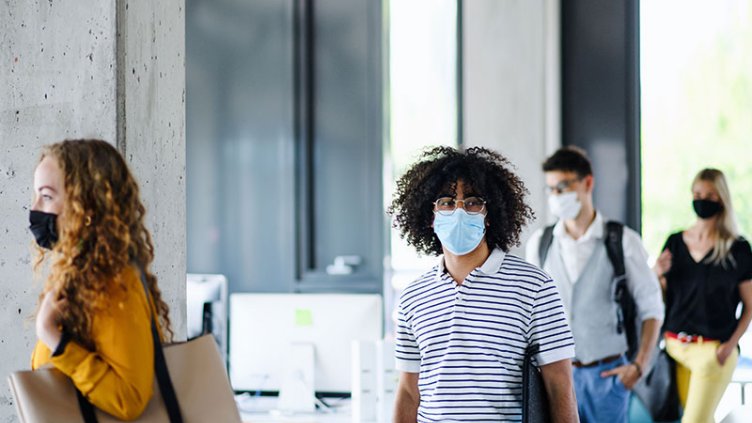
118, 1, 186, 341
0, 1, 185, 420
463, 0, 561, 255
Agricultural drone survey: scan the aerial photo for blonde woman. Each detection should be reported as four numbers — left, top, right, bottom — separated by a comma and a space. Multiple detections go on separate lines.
654, 168, 752, 422
29, 139, 173, 420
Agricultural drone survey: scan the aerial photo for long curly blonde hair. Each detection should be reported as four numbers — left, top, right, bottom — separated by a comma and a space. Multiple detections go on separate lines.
35, 139, 173, 350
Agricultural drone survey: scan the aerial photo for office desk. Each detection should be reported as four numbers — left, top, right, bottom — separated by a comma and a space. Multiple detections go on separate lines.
241, 412, 351, 423
720, 406, 752, 423
237, 396, 362, 423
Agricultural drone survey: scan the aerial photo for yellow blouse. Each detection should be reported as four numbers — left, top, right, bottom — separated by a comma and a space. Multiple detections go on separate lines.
31, 265, 159, 420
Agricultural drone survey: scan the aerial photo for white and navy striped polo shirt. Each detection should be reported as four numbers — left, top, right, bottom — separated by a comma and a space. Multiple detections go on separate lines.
395, 249, 575, 422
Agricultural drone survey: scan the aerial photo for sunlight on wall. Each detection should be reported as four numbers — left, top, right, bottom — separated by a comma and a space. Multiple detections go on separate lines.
386, 0, 458, 289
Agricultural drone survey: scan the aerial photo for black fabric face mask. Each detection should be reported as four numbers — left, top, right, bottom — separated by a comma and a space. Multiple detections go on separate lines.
693, 199, 722, 219
29, 210, 59, 250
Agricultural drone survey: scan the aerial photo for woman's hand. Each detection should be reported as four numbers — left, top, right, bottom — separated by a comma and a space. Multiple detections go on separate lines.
653, 249, 672, 277
716, 341, 735, 366
36, 290, 66, 350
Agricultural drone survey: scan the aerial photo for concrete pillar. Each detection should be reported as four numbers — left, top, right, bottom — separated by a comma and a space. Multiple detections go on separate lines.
462, 0, 561, 253
117, 0, 186, 340
0, 1, 185, 419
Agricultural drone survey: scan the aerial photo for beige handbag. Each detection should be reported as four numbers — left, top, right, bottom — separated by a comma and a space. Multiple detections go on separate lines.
7, 268, 242, 423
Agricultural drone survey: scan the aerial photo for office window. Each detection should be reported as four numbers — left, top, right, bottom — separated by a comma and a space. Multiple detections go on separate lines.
641, 1, 752, 419
186, 0, 384, 294
386, 0, 459, 292
641, 0, 752, 257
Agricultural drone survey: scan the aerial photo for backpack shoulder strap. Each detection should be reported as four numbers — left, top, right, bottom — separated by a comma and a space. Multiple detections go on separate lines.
538, 224, 556, 267
604, 220, 641, 359
604, 221, 625, 278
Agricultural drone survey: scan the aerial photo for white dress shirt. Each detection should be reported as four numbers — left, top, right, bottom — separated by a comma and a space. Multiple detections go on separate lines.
525, 211, 664, 323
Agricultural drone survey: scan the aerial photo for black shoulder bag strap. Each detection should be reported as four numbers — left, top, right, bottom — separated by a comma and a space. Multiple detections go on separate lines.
538, 224, 556, 267
77, 267, 184, 423
76, 389, 97, 422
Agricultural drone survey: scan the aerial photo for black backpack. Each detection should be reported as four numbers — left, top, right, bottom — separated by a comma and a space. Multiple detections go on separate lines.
538, 221, 639, 360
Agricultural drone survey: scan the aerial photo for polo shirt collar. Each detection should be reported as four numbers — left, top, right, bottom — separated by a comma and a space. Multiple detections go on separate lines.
435, 248, 506, 279
479, 248, 506, 274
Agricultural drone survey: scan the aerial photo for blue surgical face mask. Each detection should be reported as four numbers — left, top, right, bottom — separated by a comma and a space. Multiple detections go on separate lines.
433, 209, 486, 256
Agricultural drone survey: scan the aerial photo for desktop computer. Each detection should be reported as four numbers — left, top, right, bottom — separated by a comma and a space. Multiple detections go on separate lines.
229, 293, 383, 414
351, 339, 398, 423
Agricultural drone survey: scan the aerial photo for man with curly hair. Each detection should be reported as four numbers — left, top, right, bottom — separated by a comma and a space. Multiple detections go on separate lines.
389, 146, 578, 422
525, 146, 663, 423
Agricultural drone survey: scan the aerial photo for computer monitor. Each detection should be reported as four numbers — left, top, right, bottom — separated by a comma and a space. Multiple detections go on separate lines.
229, 293, 383, 396
186, 273, 229, 364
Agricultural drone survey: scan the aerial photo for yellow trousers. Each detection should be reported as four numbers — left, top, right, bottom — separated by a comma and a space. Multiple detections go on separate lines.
666, 337, 738, 423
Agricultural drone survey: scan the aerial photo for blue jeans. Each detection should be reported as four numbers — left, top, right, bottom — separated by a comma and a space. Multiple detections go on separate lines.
573, 355, 630, 423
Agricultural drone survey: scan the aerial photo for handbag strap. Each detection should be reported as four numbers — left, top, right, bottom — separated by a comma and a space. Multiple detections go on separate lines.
76, 266, 184, 423
76, 389, 97, 423
138, 267, 184, 423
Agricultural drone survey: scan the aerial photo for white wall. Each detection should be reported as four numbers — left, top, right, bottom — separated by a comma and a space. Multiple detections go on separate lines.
463, 0, 561, 255
0, 1, 185, 420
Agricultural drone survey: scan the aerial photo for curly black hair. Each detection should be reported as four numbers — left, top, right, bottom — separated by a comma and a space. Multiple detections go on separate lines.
388, 146, 534, 255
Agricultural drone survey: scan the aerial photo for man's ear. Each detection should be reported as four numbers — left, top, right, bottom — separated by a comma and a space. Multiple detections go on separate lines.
584, 174, 595, 193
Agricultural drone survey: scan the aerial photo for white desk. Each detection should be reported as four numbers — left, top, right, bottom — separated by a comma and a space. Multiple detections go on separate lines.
237, 395, 368, 423
241, 412, 351, 423
720, 406, 752, 423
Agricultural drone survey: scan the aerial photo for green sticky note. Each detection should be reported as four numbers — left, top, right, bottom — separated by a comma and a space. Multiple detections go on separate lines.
295, 308, 313, 327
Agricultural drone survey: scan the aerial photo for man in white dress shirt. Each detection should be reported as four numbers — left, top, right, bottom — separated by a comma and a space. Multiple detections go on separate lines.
525, 146, 664, 423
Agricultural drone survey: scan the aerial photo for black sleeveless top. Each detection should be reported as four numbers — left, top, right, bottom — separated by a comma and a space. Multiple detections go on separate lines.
662, 232, 752, 341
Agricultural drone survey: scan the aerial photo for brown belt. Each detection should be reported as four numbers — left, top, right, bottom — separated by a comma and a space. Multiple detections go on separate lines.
572, 354, 623, 368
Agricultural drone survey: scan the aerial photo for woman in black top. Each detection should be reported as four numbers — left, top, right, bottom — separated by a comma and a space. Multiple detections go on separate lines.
653, 168, 752, 422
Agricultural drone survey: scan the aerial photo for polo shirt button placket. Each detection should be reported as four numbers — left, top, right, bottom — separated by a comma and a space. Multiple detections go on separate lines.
455, 291, 464, 315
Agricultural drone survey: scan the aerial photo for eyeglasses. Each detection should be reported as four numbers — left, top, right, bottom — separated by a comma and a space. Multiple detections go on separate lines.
545, 178, 582, 195
433, 196, 486, 215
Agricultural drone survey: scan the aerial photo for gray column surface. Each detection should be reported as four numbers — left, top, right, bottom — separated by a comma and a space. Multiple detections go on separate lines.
0, 1, 186, 420
463, 0, 561, 254
117, 0, 186, 341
